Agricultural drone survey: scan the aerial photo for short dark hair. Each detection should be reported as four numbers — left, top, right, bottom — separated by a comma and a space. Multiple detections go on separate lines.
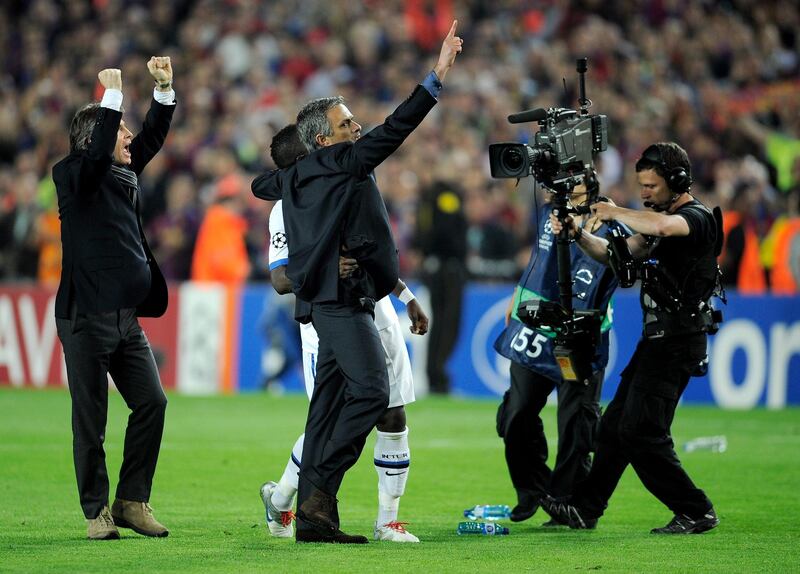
69, 102, 125, 153
69, 103, 101, 152
296, 96, 345, 152
635, 142, 692, 181
270, 124, 307, 169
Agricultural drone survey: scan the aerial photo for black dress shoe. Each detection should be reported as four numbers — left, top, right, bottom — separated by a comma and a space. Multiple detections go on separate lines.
295, 527, 369, 544
510, 501, 538, 522
540, 495, 597, 529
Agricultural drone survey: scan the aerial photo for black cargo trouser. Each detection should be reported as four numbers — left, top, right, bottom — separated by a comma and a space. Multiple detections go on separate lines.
497, 362, 602, 504
575, 333, 713, 520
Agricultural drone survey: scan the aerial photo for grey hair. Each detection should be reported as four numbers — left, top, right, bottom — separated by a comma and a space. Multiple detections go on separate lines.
296, 96, 345, 152
69, 102, 125, 152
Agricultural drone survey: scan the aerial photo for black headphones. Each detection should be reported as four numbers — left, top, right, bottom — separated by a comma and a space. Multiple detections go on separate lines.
639, 144, 693, 194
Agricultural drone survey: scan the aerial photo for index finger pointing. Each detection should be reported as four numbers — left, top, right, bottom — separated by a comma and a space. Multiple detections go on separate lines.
447, 19, 458, 38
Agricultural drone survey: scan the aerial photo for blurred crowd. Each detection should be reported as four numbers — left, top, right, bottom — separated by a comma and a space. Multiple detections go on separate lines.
1, 0, 799, 292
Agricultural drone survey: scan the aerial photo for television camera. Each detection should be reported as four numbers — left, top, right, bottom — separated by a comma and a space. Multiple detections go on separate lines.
489, 58, 608, 189
489, 58, 609, 384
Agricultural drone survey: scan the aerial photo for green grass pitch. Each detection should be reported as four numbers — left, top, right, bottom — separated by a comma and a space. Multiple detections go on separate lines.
1, 388, 798, 573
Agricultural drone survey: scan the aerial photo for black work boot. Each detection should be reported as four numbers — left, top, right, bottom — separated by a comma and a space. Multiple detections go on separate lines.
296, 489, 368, 544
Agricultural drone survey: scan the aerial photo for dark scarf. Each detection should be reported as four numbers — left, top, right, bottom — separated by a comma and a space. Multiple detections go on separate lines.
110, 164, 139, 206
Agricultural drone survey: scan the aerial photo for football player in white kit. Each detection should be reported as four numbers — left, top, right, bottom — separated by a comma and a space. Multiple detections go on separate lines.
258, 125, 428, 543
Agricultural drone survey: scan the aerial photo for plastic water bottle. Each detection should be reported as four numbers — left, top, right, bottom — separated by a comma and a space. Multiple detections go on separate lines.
683, 435, 727, 453
463, 505, 511, 521
457, 521, 509, 536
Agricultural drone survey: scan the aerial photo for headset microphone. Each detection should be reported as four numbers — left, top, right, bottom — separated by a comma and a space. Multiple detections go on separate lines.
644, 194, 679, 211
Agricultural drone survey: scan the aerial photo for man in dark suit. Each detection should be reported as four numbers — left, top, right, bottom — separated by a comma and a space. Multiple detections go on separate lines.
53, 58, 175, 540
251, 22, 462, 544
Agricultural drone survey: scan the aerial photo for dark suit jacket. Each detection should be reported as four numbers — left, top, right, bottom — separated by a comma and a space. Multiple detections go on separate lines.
53, 98, 175, 319
251, 85, 437, 305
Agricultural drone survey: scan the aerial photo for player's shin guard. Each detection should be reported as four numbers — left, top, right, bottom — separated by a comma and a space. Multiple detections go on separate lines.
274, 434, 304, 511
374, 427, 410, 526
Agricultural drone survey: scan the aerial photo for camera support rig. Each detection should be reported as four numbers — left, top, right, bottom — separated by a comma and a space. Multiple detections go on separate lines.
493, 58, 607, 384
518, 176, 604, 384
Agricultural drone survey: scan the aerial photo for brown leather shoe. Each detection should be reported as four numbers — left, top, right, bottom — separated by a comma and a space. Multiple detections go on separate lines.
87, 505, 120, 540
111, 499, 169, 537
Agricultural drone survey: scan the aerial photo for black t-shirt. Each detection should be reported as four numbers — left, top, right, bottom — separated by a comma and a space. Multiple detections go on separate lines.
646, 199, 718, 304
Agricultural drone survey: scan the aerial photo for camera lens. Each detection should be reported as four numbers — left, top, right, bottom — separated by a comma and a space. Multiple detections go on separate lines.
503, 148, 524, 171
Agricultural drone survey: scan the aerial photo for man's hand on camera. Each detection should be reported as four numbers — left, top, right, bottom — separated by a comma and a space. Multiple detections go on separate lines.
549, 212, 577, 238
433, 20, 463, 82
407, 299, 429, 335
98, 69, 122, 91
590, 201, 619, 222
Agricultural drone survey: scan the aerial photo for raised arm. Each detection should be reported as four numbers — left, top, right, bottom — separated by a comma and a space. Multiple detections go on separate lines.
74, 69, 123, 190
97, 68, 122, 92
129, 56, 176, 175
591, 201, 690, 238
149, 56, 173, 93
550, 209, 656, 264
341, 20, 463, 176
433, 20, 462, 83
91, 71, 123, 163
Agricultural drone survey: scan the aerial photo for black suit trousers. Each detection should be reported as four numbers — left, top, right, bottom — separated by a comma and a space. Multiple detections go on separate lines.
56, 306, 167, 519
497, 362, 602, 503
575, 333, 713, 520
296, 302, 389, 529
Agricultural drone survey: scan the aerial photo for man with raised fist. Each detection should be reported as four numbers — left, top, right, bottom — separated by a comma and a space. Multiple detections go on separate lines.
53, 57, 176, 540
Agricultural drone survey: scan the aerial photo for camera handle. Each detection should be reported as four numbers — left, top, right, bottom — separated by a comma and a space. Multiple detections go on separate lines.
543, 187, 607, 384
550, 190, 576, 314
549, 176, 607, 313
577, 57, 590, 115
553, 195, 619, 318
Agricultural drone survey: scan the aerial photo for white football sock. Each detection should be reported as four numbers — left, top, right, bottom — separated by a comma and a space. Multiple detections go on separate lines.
374, 427, 410, 526
378, 492, 400, 527
273, 434, 303, 511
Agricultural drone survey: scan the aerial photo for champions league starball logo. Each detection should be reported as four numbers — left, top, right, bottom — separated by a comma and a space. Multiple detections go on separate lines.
271, 231, 287, 249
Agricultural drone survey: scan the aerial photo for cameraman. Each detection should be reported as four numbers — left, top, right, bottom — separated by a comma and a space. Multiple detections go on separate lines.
545, 142, 720, 534
494, 183, 618, 525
